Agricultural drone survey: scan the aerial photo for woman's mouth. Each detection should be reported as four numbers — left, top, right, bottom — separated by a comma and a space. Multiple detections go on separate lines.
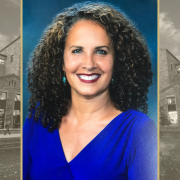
77, 74, 101, 83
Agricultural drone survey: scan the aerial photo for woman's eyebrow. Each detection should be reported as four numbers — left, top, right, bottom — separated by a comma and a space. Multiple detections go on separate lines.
95, 46, 110, 50
69, 45, 110, 50
69, 46, 84, 49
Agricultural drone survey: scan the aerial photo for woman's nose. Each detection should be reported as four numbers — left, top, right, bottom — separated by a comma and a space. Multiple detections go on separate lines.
82, 53, 96, 70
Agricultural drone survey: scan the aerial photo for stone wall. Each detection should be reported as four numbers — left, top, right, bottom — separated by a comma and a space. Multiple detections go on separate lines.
166, 50, 180, 83
160, 49, 180, 129
0, 54, 7, 76
0, 37, 21, 129
0, 37, 20, 77
160, 84, 180, 125
0, 65, 5, 76
0, 75, 20, 128
159, 49, 169, 91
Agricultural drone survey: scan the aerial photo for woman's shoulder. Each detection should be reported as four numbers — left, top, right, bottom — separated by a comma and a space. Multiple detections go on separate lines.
120, 109, 156, 135
124, 108, 155, 125
124, 109, 157, 179
23, 106, 44, 139
23, 109, 38, 138
125, 108, 150, 118
23, 102, 41, 129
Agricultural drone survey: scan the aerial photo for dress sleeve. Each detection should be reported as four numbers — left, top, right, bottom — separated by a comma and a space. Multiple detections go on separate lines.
23, 111, 35, 180
128, 119, 157, 180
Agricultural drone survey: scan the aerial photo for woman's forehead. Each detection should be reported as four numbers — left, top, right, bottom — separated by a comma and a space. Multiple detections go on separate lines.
65, 20, 112, 47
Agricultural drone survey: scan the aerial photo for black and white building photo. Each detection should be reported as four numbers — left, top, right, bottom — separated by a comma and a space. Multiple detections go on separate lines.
160, 0, 180, 179
0, 0, 20, 179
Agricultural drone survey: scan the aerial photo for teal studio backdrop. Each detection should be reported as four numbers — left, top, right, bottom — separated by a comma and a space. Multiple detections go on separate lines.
23, 0, 157, 124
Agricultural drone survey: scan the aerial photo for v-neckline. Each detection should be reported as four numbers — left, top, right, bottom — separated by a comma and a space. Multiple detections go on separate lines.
55, 110, 127, 164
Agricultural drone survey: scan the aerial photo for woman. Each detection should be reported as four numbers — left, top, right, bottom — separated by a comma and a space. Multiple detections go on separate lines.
23, 2, 157, 180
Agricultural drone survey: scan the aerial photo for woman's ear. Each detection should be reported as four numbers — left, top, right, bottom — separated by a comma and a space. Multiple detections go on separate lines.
62, 63, 65, 72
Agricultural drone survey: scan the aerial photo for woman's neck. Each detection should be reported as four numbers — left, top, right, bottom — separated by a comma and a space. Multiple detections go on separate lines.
66, 89, 117, 124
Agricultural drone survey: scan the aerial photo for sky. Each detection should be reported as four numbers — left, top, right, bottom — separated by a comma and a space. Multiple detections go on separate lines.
23, 0, 157, 123
160, 0, 180, 60
0, 0, 20, 50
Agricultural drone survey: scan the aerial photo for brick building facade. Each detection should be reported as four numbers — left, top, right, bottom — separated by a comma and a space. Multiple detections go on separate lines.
160, 49, 180, 129
0, 37, 20, 129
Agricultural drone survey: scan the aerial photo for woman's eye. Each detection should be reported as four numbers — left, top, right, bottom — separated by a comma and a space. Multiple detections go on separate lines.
72, 49, 82, 54
96, 50, 107, 55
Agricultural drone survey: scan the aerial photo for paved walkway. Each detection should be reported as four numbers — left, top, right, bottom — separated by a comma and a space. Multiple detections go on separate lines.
0, 134, 20, 139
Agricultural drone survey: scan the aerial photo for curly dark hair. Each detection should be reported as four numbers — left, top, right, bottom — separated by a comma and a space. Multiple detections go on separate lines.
27, 2, 153, 131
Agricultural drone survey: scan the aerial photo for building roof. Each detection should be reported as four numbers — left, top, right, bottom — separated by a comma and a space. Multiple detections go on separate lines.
0, 54, 7, 60
0, 36, 20, 52
160, 48, 180, 63
160, 81, 180, 93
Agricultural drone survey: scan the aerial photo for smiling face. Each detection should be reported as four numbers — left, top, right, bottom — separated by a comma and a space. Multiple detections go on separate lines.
63, 20, 114, 98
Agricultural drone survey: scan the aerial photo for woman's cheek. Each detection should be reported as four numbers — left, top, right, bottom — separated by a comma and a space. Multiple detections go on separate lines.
97, 59, 114, 73
64, 56, 82, 72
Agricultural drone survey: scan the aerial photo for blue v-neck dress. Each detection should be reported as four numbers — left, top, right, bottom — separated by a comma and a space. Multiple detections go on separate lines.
23, 109, 157, 180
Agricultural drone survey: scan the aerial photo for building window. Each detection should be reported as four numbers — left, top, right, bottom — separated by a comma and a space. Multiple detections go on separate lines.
14, 81, 16, 87
0, 92, 7, 129
13, 94, 20, 128
11, 55, 13, 62
0, 109, 4, 116
0, 109, 5, 129
167, 96, 178, 124
15, 94, 20, 101
171, 64, 173, 71
0, 92, 7, 100
14, 94, 20, 109
12, 79, 13, 84
167, 96, 176, 111
0, 59, 5, 65
9, 81, 10, 86
177, 68, 180, 73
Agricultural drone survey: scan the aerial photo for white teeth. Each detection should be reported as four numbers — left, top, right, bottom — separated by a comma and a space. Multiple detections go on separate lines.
79, 75, 99, 80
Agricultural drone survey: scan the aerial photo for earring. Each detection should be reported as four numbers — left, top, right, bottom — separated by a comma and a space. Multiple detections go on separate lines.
111, 78, 114, 83
63, 77, 66, 84
63, 73, 66, 85
111, 72, 115, 84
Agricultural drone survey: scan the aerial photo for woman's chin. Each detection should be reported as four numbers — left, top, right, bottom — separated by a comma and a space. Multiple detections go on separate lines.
73, 88, 108, 99
77, 91, 99, 98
